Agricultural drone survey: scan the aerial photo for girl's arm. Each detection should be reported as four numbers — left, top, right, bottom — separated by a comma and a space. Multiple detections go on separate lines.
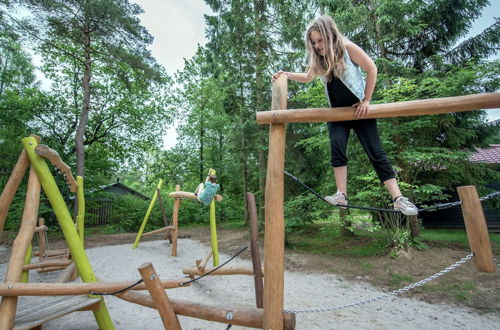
345, 40, 377, 117
272, 69, 316, 83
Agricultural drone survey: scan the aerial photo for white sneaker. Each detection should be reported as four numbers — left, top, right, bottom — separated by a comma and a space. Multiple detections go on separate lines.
324, 191, 348, 208
394, 196, 418, 216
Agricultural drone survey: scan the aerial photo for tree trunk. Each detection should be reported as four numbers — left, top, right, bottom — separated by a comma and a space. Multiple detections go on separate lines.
75, 21, 92, 177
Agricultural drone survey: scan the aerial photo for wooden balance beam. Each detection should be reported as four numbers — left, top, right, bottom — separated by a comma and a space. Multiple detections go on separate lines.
142, 226, 175, 237
182, 266, 263, 277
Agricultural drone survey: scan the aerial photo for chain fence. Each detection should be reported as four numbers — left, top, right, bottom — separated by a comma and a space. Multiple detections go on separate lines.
284, 253, 474, 314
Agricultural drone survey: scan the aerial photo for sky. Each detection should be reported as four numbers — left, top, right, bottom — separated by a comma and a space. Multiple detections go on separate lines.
130, 1, 499, 149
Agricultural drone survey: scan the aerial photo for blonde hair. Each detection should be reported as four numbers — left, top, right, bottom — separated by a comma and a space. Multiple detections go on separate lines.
305, 15, 345, 80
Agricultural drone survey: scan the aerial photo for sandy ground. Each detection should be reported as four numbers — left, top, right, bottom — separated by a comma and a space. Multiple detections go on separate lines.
2, 238, 499, 330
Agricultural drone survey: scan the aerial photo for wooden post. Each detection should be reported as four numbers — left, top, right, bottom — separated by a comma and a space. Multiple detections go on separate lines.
76, 176, 85, 246
156, 188, 172, 243
37, 218, 47, 262
457, 186, 496, 273
0, 149, 30, 234
171, 185, 181, 257
263, 74, 287, 329
196, 250, 212, 272
0, 165, 41, 329
138, 262, 181, 330
133, 179, 163, 249
246, 192, 264, 309
21, 136, 115, 330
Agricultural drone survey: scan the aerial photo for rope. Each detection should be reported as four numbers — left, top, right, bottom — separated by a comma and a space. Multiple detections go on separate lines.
284, 253, 473, 314
89, 279, 144, 296
179, 246, 248, 286
285, 170, 500, 214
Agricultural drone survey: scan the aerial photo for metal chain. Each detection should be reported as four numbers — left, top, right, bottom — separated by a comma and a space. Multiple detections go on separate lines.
284, 253, 473, 314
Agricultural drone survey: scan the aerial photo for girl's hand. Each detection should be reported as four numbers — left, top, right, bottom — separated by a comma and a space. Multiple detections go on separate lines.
352, 100, 370, 118
272, 70, 287, 82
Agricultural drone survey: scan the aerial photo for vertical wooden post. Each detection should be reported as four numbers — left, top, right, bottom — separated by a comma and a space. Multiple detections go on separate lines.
457, 186, 496, 273
172, 185, 181, 257
38, 218, 47, 262
133, 179, 163, 249
246, 192, 264, 309
138, 262, 181, 330
263, 74, 287, 330
0, 149, 30, 234
76, 176, 85, 246
21, 136, 115, 330
0, 165, 40, 329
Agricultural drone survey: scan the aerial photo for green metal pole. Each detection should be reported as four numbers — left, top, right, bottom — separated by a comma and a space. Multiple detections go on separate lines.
21, 136, 115, 330
208, 169, 219, 266
132, 179, 163, 249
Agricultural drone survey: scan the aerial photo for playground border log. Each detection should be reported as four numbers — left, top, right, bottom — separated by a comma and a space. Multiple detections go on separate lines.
0, 278, 189, 296
183, 266, 263, 277
117, 291, 296, 329
256, 93, 500, 124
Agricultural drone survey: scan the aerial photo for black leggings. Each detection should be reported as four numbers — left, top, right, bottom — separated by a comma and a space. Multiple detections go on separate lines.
327, 119, 395, 182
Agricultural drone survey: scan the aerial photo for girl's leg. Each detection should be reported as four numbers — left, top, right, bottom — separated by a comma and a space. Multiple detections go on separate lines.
333, 166, 347, 195
383, 177, 402, 200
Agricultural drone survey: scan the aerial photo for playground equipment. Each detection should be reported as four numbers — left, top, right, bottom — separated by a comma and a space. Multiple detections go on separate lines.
256, 77, 499, 329
167, 169, 223, 262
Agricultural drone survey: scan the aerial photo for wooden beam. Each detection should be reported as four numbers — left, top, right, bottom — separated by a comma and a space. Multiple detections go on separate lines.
171, 185, 181, 257
143, 226, 175, 237
457, 186, 496, 273
168, 191, 223, 202
263, 74, 287, 330
138, 262, 181, 330
34, 144, 78, 192
0, 165, 41, 329
0, 278, 189, 296
246, 192, 264, 308
23, 259, 72, 271
117, 291, 296, 329
196, 250, 212, 272
0, 149, 30, 234
256, 92, 500, 124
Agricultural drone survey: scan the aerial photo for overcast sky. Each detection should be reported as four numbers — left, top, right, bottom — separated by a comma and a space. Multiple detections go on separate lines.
132, 1, 499, 148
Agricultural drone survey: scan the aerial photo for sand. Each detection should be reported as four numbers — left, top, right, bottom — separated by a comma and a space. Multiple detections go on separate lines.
2, 238, 499, 329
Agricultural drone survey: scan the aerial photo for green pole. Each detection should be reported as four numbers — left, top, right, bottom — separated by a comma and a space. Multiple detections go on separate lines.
132, 179, 163, 249
21, 136, 115, 330
76, 176, 85, 246
21, 244, 32, 283
208, 169, 219, 266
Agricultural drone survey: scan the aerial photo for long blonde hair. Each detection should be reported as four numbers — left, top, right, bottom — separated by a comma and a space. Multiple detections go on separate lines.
305, 15, 345, 80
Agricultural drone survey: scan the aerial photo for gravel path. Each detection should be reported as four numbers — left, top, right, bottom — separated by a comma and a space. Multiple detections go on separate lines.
1, 239, 499, 329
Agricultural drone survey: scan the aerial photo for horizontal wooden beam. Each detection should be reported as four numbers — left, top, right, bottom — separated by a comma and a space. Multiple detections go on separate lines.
117, 290, 295, 329
0, 278, 189, 296
183, 266, 263, 277
143, 226, 175, 237
168, 191, 222, 202
256, 93, 500, 124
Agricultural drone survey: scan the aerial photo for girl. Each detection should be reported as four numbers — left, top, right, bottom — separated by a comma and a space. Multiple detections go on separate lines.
272, 15, 417, 215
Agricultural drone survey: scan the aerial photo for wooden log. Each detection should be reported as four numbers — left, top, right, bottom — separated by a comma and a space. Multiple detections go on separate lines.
0, 278, 189, 296
22, 136, 114, 330
117, 291, 296, 329
138, 262, 181, 330
156, 189, 173, 243
55, 262, 77, 283
142, 226, 175, 237
263, 73, 287, 330
133, 179, 163, 249
196, 251, 212, 272
0, 165, 41, 330
37, 218, 47, 262
168, 191, 223, 202
256, 92, 500, 124
23, 259, 72, 271
171, 185, 181, 257
0, 149, 30, 234
34, 225, 48, 233
457, 186, 496, 273
246, 192, 264, 309
37, 266, 67, 273
34, 144, 78, 192
182, 266, 263, 277
34, 248, 70, 257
